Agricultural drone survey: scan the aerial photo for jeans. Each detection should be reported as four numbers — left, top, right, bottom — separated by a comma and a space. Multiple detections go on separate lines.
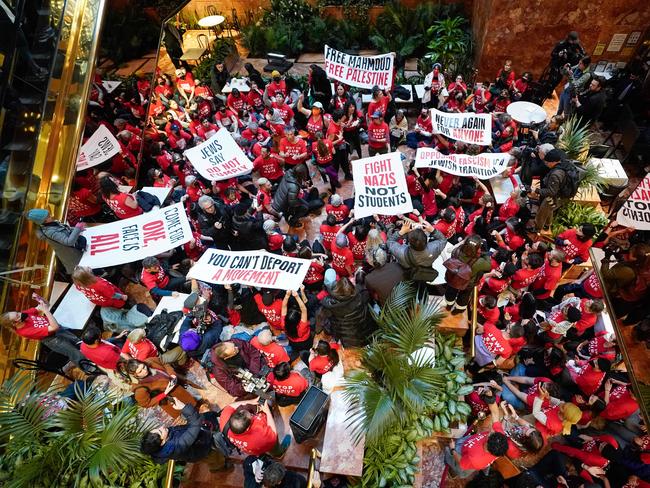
444, 435, 474, 478
42, 329, 84, 365
406, 131, 432, 149
100, 305, 149, 332
553, 282, 590, 301
499, 363, 526, 410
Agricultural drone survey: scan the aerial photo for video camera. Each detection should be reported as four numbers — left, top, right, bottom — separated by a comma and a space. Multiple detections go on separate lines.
235, 368, 274, 403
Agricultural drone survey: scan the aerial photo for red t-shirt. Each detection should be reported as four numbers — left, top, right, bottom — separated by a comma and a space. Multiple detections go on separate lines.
574, 298, 597, 335
266, 80, 287, 97
477, 299, 500, 324
304, 260, 325, 285
367, 97, 389, 119
347, 232, 367, 261
558, 229, 592, 262
75, 278, 125, 308
279, 137, 307, 166
574, 363, 605, 396
601, 385, 639, 420
480, 322, 513, 359
286, 319, 310, 343
121, 338, 158, 360
530, 260, 562, 299
267, 371, 308, 398
524, 378, 553, 409
582, 271, 603, 298
325, 204, 350, 222
312, 139, 334, 165
500, 228, 525, 251
331, 244, 354, 277
80, 341, 121, 370
459, 421, 505, 470
253, 295, 283, 329
176, 73, 195, 94
270, 102, 294, 124
406, 174, 424, 196
535, 404, 564, 439
253, 155, 284, 181
421, 189, 438, 218
367, 122, 390, 149
511, 266, 542, 290
319, 223, 340, 251
226, 93, 246, 113
306, 115, 325, 138
105, 193, 143, 219
140, 267, 169, 291
219, 406, 277, 456
15, 308, 51, 340
250, 336, 289, 367
434, 220, 455, 239
309, 343, 340, 374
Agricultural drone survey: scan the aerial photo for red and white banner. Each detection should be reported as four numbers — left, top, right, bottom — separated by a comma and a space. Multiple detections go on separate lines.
353, 152, 413, 219
188, 249, 310, 291
324, 45, 394, 91
431, 108, 492, 145
617, 174, 650, 230
76, 125, 121, 171
184, 128, 253, 181
415, 147, 511, 179
78, 202, 193, 268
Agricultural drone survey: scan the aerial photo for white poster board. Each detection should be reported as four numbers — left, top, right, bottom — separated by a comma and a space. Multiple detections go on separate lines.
78, 202, 193, 268
616, 174, 650, 230
76, 125, 121, 171
188, 249, 310, 291
183, 128, 253, 181
353, 152, 413, 219
431, 108, 492, 145
323, 45, 394, 91
415, 148, 511, 179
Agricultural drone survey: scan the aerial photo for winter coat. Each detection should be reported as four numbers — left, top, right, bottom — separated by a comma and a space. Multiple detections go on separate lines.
271, 169, 302, 214
196, 200, 233, 249
37, 222, 84, 274
209, 338, 266, 398
386, 229, 447, 269
152, 404, 212, 463
321, 284, 375, 347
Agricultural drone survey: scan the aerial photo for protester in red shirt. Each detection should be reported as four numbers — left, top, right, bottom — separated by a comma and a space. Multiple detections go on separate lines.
226, 88, 247, 114
568, 358, 610, 396
72, 266, 127, 308
331, 234, 355, 277
511, 252, 544, 290
175, 67, 195, 106
532, 387, 582, 439
492, 217, 526, 251
366, 86, 390, 123
68, 180, 102, 225
530, 249, 565, 301
601, 380, 639, 421
121, 328, 158, 361
140, 257, 186, 298
99, 177, 143, 219
269, 93, 294, 124
247, 81, 265, 112
367, 111, 390, 156
474, 321, 519, 367
80, 326, 122, 370
556, 224, 596, 264
308, 340, 340, 376
325, 194, 350, 223
265, 71, 287, 98
253, 146, 284, 183
281, 288, 311, 353
312, 132, 339, 193
279, 128, 308, 167
266, 361, 309, 406
253, 291, 284, 330
250, 329, 289, 368
218, 400, 289, 456
476, 295, 500, 325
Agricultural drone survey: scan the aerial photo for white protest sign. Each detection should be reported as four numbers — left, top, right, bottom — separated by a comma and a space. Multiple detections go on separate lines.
78, 202, 193, 268
101, 80, 122, 93
415, 148, 511, 179
183, 128, 253, 181
353, 152, 413, 219
431, 108, 492, 145
324, 45, 394, 91
76, 125, 121, 171
616, 174, 650, 230
188, 249, 310, 291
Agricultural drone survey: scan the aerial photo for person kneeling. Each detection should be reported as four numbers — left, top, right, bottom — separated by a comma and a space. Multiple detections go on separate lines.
267, 361, 309, 407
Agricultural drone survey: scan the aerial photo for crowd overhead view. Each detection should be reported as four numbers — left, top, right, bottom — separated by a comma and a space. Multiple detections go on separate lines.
0, 0, 649, 487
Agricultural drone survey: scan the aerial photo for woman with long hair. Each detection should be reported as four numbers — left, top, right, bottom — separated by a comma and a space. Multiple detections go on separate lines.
99, 176, 142, 219
341, 101, 363, 159
281, 287, 312, 355
311, 131, 339, 194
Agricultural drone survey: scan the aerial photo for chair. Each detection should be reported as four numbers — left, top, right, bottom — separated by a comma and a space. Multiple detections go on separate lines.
197, 33, 209, 60
204, 5, 218, 16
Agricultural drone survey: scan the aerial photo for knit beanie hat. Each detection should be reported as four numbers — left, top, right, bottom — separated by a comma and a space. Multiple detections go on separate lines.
25, 208, 50, 225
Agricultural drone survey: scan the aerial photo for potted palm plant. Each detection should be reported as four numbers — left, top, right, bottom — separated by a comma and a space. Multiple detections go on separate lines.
343, 282, 471, 487
0, 373, 170, 487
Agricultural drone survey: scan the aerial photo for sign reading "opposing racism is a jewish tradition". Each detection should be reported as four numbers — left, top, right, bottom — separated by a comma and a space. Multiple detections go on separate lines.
415, 147, 511, 179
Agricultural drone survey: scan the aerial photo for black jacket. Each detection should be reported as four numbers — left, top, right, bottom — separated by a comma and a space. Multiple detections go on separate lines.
210, 65, 230, 94
576, 90, 606, 123
152, 404, 212, 463
321, 284, 376, 347
232, 214, 267, 251
271, 169, 303, 214
197, 200, 233, 248
539, 166, 567, 200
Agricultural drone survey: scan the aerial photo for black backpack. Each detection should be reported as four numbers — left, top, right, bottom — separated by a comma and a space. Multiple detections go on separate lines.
556, 161, 581, 199
145, 310, 184, 351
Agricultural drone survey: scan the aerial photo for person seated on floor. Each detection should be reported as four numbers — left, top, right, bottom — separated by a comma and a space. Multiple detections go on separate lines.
207, 339, 267, 399
266, 361, 310, 407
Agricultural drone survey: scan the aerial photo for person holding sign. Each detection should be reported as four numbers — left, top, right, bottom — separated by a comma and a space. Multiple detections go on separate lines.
281, 287, 312, 355
367, 111, 391, 156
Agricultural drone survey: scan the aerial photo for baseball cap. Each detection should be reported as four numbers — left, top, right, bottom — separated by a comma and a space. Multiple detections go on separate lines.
371, 110, 382, 118
313, 101, 323, 109
271, 70, 281, 78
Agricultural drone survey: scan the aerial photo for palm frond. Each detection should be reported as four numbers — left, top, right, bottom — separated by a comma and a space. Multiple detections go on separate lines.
558, 115, 593, 163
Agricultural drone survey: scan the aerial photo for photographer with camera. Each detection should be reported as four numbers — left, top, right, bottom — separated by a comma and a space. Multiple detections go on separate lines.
219, 399, 291, 457
207, 339, 267, 399
557, 56, 592, 117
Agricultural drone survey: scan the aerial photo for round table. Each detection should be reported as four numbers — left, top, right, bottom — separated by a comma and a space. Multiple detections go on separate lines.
507, 101, 547, 125
198, 15, 225, 28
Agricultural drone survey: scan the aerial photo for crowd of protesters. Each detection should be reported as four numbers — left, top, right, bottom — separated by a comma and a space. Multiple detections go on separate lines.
1, 28, 648, 487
